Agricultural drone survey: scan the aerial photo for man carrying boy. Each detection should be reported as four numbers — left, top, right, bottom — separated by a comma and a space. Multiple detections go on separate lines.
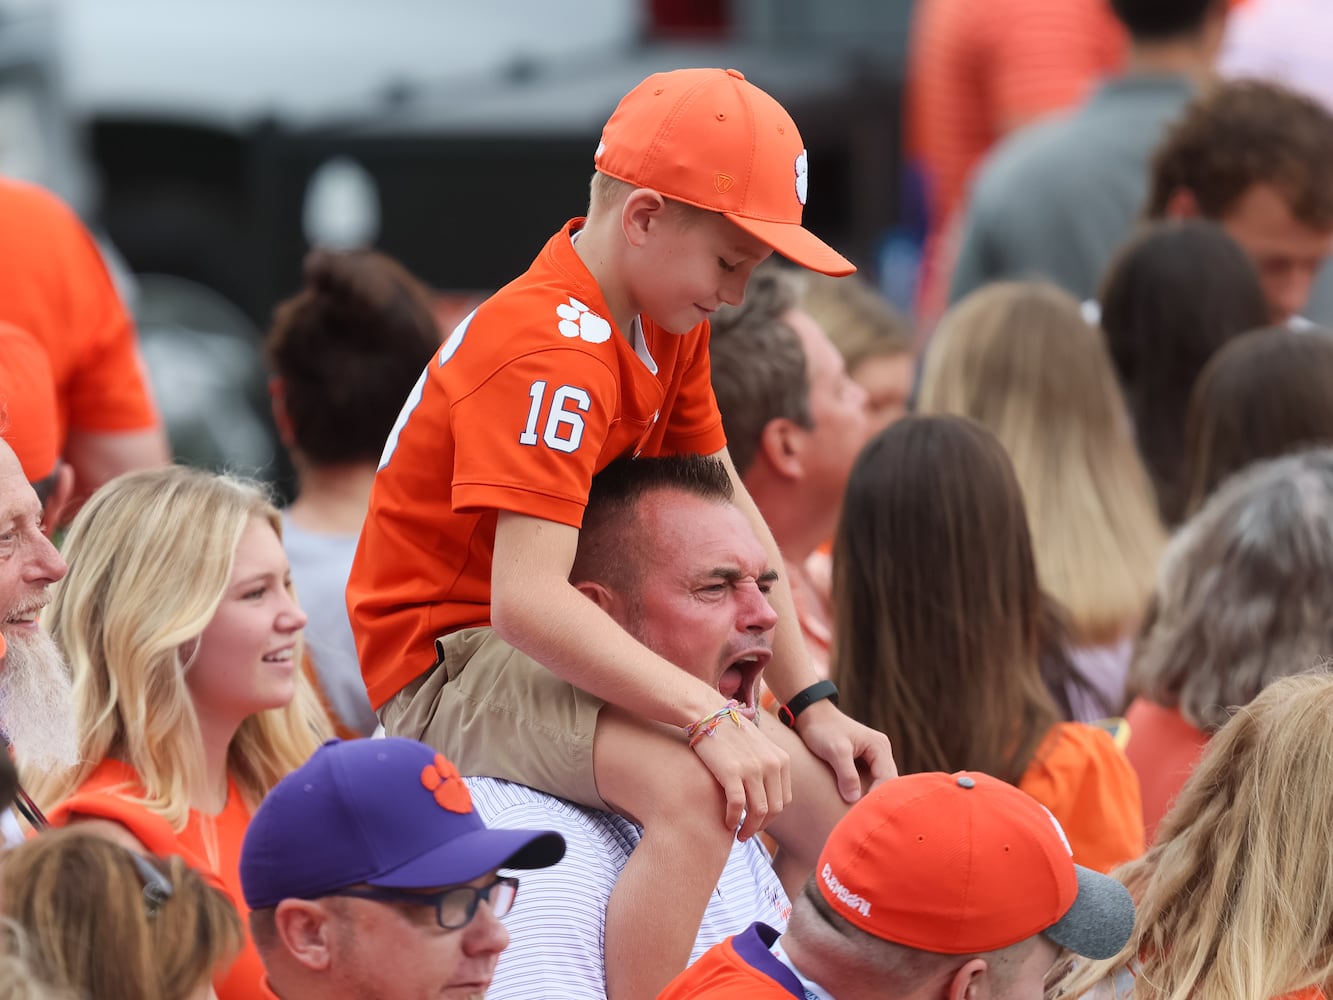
348, 67, 893, 998
470, 454, 856, 997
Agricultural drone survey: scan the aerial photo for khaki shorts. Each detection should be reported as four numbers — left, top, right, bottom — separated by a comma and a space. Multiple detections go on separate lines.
380, 626, 608, 810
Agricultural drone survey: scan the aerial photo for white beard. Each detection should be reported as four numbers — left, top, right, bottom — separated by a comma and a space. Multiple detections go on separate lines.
0, 629, 81, 772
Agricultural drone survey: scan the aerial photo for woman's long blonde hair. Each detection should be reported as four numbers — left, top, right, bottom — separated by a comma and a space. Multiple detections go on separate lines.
35, 465, 329, 828
1051, 672, 1333, 1000
919, 281, 1165, 645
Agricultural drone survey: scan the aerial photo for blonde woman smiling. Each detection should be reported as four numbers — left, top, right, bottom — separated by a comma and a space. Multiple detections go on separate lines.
33, 466, 330, 1000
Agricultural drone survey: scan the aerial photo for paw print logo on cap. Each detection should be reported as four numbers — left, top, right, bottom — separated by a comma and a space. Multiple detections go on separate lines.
420, 754, 473, 814
556, 297, 613, 344
795, 150, 809, 206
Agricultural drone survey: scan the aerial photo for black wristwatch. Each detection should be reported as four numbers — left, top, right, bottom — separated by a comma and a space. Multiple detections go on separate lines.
777, 680, 839, 729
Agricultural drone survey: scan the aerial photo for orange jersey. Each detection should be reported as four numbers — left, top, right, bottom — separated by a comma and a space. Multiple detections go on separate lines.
0, 179, 159, 444
47, 759, 263, 1000
348, 220, 727, 709
1018, 721, 1145, 874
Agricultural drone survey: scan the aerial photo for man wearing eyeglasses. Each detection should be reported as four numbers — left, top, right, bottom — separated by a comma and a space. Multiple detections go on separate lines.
239, 737, 566, 999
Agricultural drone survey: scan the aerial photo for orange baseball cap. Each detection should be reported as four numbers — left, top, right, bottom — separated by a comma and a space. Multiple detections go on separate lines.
594, 67, 856, 277
0, 322, 59, 483
816, 771, 1134, 957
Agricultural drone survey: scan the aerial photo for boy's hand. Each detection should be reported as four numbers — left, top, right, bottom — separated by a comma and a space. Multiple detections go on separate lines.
794, 700, 896, 802
691, 715, 792, 841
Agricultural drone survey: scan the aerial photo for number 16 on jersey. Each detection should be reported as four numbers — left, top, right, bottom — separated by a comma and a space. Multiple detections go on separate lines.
520, 380, 590, 454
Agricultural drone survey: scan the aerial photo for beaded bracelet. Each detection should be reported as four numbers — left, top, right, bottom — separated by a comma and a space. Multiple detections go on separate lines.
685, 700, 745, 748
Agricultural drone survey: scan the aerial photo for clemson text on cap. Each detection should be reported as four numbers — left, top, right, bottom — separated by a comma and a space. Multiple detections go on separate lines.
822, 862, 871, 918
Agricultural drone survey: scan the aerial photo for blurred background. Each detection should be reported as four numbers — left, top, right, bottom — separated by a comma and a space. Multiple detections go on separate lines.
0, 0, 917, 487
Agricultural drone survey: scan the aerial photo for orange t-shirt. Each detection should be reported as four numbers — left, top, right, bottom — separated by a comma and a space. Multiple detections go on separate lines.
1123, 697, 1210, 844
347, 220, 727, 709
47, 759, 262, 1000
1018, 722, 1145, 874
0, 179, 159, 444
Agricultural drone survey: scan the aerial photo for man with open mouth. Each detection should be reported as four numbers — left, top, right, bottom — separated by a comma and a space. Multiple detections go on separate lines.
467, 453, 859, 999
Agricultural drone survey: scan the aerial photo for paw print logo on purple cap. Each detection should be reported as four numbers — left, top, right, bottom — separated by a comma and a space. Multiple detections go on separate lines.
420, 754, 473, 814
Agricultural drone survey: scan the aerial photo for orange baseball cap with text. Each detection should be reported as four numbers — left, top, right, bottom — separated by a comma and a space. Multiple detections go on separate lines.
0, 322, 59, 483
594, 67, 856, 277
816, 771, 1135, 957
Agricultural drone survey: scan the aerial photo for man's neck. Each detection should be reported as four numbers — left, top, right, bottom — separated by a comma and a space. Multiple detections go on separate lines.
287, 461, 376, 536
1123, 35, 1216, 85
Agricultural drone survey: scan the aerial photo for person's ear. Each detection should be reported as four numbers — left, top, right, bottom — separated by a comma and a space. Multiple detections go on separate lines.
1164, 187, 1201, 220
757, 418, 805, 480
269, 377, 296, 447
946, 958, 992, 1000
572, 579, 630, 622
41, 461, 74, 536
274, 899, 336, 971
621, 188, 669, 248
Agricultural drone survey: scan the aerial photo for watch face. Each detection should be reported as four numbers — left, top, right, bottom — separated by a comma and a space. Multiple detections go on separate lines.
778, 706, 796, 729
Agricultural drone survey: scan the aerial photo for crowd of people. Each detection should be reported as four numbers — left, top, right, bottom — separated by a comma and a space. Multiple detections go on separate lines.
1, 0, 1332, 996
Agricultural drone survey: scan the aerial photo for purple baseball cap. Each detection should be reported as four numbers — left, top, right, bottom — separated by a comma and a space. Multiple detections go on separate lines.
240, 738, 565, 909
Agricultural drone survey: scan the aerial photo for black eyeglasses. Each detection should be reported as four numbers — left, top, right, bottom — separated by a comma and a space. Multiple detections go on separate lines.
128, 851, 174, 917
328, 875, 518, 930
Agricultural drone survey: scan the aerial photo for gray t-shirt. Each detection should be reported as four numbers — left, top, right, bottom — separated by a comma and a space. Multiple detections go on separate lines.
950, 74, 1197, 304
282, 514, 378, 735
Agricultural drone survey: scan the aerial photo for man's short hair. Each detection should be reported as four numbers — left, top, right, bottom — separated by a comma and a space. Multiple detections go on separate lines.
573, 454, 734, 595
1109, 0, 1219, 41
1146, 80, 1333, 229
709, 265, 810, 475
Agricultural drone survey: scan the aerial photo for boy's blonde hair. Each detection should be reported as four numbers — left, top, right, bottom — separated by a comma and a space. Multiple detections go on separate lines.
918, 281, 1165, 644
1051, 672, 1333, 1000
36, 465, 330, 828
587, 171, 703, 227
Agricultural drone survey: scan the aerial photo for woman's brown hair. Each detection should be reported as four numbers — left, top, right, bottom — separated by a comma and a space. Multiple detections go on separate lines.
1182, 326, 1333, 516
831, 415, 1059, 783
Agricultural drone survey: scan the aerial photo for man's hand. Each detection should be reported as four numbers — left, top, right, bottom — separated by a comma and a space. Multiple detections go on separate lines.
690, 714, 792, 841
794, 699, 896, 802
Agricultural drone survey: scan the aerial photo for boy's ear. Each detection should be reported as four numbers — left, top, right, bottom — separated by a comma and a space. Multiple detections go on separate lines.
622, 188, 669, 248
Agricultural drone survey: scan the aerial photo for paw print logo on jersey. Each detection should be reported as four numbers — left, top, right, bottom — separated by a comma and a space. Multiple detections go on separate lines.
795, 150, 809, 206
420, 754, 473, 814
556, 297, 612, 344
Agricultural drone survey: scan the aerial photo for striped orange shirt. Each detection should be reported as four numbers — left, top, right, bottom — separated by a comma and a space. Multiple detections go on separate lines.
906, 0, 1126, 239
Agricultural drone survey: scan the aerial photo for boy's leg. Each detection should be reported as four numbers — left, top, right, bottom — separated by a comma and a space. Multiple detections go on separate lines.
594, 706, 735, 1000
381, 626, 606, 806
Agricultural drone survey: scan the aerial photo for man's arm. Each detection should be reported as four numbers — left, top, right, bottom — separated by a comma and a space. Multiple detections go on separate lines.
490, 510, 789, 838
709, 447, 896, 802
